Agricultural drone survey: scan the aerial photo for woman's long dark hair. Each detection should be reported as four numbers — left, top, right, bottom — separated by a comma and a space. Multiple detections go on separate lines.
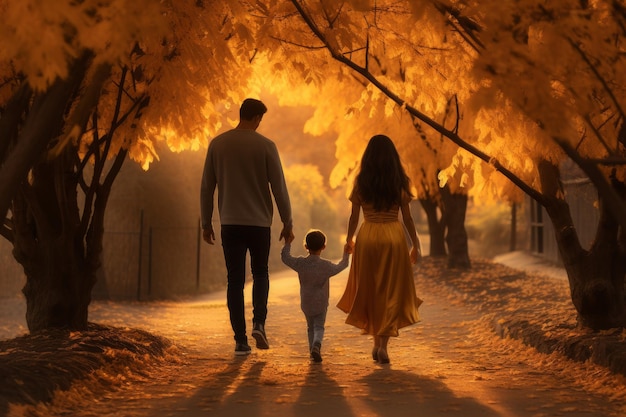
355, 135, 413, 211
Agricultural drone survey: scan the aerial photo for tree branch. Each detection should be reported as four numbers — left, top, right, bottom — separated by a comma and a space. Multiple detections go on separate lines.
290, 0, 548, 206
0, 83, 32, 166
432, 0, 484, 52
568, 37, 625, 124
0, 52, 92, 221
0, 216, 13, 243
554, 136, 626, 231
582, 114, 615, 155
48, 61, 112, 158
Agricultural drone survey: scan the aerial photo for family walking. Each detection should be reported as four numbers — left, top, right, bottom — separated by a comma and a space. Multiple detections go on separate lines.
201, 98, 422, 364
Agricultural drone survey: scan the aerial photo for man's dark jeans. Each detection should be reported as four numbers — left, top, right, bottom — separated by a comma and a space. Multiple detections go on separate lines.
221, 225, 271, 344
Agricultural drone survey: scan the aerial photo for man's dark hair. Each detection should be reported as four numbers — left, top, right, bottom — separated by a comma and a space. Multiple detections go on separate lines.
240, 98, 267, 120
305, 229, 326, 251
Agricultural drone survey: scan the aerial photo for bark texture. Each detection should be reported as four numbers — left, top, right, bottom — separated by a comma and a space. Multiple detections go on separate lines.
441, 187, 471, 269
419, 197, 447, 257
538, 160, 626, 329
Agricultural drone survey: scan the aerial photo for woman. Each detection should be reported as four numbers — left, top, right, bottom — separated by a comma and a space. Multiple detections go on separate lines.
337, 134, 423, 364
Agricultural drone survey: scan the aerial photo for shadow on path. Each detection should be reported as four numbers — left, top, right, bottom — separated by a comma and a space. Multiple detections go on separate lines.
174, 356, 267, 416
359, 369, 502, 417
291, 364, 355, 417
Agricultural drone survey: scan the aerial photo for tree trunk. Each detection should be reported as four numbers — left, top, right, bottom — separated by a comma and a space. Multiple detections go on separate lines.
0, 54, 90, 220
538, 160, 626, 329
13, 198, 95, 331
419, 197, 447, 257
565, 246, 626, 329
12, 148, 98, 332
440, 187, 471, 269
19, 238, 93, 331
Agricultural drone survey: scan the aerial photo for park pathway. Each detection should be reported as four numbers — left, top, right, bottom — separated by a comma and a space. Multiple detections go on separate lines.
16, 268, 626, 417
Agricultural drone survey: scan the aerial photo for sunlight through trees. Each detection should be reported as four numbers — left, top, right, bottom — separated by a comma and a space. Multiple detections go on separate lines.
0, 0, 624, 330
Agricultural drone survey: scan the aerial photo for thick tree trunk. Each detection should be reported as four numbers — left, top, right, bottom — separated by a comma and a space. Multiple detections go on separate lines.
538, 160, 626, 329
549, 205, 626, 329
440, 188, 471, 269
12, 148, 99, 332
12, 196, 95, 331
3, 61, 129, 333
19, 239, 93, 331
564, 247, 626, 329
419, 198, 447, 257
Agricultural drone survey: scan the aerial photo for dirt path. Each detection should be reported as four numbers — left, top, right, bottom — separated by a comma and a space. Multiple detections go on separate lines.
14, 269, 626, 417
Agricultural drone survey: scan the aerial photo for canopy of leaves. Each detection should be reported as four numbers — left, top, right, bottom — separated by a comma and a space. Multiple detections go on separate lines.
1, 0, 624, 203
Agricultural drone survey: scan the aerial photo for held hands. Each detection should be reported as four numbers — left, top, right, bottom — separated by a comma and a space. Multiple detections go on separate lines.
344, 240, 354, 255
280, 224, 295, 245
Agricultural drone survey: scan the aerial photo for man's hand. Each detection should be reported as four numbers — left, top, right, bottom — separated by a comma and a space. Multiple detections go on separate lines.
280, 224, 294, 245
203, 227, 215, 245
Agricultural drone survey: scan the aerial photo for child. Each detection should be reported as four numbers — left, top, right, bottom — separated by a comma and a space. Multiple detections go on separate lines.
281, 229, 350, 362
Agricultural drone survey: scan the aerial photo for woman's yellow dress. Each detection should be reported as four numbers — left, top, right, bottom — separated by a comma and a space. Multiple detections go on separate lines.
337, 195, 422, 337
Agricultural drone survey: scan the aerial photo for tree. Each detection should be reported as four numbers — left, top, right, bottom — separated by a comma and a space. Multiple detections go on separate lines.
2, 0, 624, 332
250, 43, 472, 266
249, 0, 626, 329
0, 0, 254, 331
467, 0, 626, 329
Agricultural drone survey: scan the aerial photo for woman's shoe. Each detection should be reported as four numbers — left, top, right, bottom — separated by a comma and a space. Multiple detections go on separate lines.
372, 347, 379, 362
377, 348, 390, 364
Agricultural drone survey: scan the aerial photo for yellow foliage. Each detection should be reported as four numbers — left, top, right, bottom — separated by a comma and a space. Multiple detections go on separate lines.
1, 0, 623, 201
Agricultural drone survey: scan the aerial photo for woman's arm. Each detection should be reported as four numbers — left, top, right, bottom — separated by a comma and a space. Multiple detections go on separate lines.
345, 201, 361, 253
400, 201, 421, 264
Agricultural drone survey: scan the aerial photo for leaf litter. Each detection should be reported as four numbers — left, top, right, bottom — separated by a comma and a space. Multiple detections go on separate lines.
1, 257, 625, 416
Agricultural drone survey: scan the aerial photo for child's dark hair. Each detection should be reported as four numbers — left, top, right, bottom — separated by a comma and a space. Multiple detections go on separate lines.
305, 229, 326, 251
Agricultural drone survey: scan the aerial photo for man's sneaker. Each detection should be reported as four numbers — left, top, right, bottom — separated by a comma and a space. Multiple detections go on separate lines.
311, 343, 322, 363
251, 322, 269, 349
234, 342, 251, 356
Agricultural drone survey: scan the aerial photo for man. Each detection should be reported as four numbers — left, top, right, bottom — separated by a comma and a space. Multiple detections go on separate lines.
201, 98, 294, 356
